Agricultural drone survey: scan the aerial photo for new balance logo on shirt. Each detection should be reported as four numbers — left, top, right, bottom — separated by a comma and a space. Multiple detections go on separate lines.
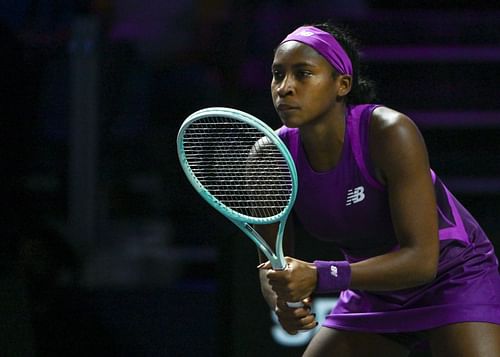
346, 186, 365, 206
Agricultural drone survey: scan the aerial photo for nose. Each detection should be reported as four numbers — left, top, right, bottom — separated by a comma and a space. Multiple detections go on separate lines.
276, 74, 294, 97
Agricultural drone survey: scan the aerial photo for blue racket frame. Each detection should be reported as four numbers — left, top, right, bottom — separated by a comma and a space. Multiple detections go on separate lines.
177, 107, 298, 270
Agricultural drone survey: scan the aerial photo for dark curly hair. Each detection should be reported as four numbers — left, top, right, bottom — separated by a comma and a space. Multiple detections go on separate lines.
313, 21, 377, 105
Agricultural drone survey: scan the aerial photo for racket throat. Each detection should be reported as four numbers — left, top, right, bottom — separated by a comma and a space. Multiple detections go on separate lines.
242, 223, 286, 270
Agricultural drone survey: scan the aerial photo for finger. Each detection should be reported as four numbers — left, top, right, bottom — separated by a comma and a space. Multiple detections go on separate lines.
273, 290, 307, 303
299, 319, 319, 331
287, 313, 317, 332
286, 303, 312, 316
276, 314, 304, 333
275, 308, 314, 327
276, 299, 290, 311
284, 327, 298, 335
266, 275, 286, 289
266, 269, 288, 281
299, 313, 317, 326
278, 314, 315, 333
257, 261, 272, 269
273, 289, 293, 302
274, 315, 298, 335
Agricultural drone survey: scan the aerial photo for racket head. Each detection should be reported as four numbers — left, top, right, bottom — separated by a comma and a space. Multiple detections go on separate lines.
177, 107, 297, 225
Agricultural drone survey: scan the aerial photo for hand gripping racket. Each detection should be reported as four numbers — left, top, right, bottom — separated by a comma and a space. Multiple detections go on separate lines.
177, 107, 302, 307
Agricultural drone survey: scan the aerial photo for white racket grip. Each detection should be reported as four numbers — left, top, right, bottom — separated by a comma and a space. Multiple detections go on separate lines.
286, 301, 304, 308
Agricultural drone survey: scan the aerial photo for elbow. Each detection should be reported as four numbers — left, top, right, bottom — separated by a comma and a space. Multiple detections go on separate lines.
419, 264, 437, 285
414, 254, 438, 285
401, 245, 439, 286
409, 266, 436, 287
401, 238, 439, 286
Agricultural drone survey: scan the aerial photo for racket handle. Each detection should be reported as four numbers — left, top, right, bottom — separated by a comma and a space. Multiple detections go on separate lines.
286, 301, 304, 308
274, 264, 304, 308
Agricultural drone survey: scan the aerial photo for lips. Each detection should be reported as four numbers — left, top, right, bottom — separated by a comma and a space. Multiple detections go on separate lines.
276, 103, 299, 112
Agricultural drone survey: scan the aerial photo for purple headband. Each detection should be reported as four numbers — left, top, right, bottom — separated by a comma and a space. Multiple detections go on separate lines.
280, 26, 353, 76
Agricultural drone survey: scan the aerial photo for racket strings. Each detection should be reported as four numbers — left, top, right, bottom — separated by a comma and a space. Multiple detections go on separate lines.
182, 116, 293, 218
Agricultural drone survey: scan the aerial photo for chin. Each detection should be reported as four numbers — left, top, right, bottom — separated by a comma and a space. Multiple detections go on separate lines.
282, 121, 300, 128
278, 113, 301, 128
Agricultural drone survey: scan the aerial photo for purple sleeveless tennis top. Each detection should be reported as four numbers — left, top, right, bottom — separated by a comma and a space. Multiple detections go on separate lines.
278, 104, 477, 258
278, 104, 500, 334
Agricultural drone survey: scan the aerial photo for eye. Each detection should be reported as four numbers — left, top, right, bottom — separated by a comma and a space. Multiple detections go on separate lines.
297, 70, 312, 79
272, 69, 284, 81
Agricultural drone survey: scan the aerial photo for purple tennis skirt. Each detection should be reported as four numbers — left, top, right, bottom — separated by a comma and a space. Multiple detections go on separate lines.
324, 232, 500, 333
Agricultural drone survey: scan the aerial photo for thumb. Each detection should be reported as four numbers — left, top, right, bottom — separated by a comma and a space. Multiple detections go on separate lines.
257, 261, 272, 269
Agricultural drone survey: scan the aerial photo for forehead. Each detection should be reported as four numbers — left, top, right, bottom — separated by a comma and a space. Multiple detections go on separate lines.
273, 41, 329, 67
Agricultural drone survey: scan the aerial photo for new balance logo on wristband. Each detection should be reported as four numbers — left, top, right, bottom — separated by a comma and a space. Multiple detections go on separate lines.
314, 260, 352, 294
346, 186, 365, 206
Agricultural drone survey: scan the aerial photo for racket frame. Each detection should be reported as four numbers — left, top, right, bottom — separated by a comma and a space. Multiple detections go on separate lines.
177, 107, 298, 270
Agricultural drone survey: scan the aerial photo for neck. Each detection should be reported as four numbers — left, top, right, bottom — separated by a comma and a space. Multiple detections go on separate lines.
300, 106, 347, 172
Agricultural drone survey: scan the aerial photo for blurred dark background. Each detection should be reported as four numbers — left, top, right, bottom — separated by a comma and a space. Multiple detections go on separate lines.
1, 1, 500, 356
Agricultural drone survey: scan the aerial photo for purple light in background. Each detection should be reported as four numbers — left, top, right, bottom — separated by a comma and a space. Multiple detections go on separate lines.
362, 46, 500, 62
444, 177, 500, 194
408, 111, 500, 128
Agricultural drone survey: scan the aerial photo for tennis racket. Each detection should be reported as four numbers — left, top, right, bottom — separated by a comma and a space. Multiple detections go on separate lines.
177, 107, 302, 307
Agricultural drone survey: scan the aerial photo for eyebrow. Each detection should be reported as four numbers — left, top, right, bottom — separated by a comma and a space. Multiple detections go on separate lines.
272, 62, 317, 69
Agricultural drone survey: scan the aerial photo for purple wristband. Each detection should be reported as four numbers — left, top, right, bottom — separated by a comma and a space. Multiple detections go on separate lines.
313, 260, 351, 294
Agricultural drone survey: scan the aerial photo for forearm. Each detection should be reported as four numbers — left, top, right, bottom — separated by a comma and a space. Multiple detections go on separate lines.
348, 246, 438, 291
263, 246, 438, 299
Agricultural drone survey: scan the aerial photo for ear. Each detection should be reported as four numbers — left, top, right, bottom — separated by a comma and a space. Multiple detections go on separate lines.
337, 75, 353, 97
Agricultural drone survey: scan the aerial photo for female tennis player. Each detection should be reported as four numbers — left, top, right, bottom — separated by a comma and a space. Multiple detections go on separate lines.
257, 22, 500, 356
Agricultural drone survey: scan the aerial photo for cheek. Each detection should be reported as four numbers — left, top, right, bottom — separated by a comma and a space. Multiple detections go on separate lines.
270, 88, 279, 101
313, 84, 337, 104
304, 83, 328, 100
306, 89, 337, 114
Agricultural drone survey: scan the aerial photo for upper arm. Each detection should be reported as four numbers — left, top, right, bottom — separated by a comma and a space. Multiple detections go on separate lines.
370, 107, 439, 262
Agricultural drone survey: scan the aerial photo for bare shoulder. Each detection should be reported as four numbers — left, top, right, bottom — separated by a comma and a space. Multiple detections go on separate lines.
369, 106, 429, 182
370, 106, 424, 148
371, 106, 418, 135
